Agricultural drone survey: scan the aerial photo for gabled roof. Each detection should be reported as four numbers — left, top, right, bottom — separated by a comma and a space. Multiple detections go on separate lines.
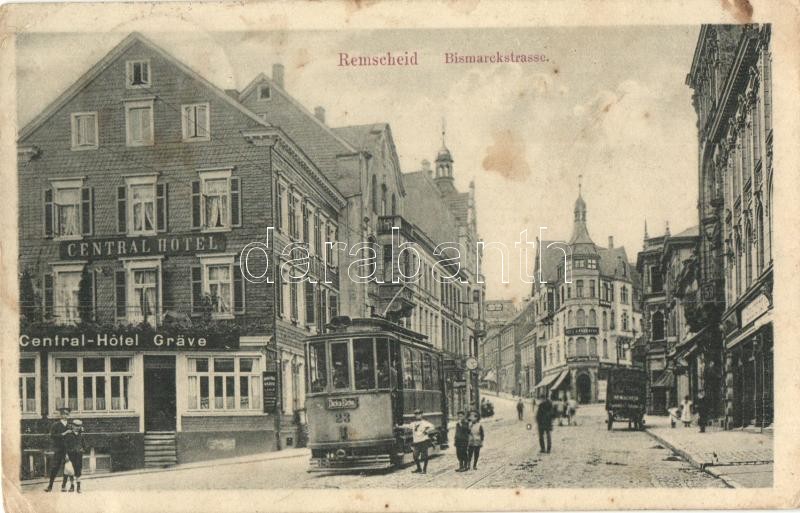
535, 240, 569, 284
333, 123, 406, 196
19, 32, 270, 142
401, 170, 459, 247
445, 191, 470, 225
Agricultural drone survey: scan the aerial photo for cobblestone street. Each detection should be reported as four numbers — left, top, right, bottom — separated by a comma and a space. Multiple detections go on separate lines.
22, 397, 725, 492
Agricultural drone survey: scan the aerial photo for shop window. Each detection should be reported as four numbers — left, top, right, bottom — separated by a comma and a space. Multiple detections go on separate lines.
308, 342, 328, 393
71, 112, 98, 150
181, 103, 210, 141
20, 356, 39, 414
54, 356, 132, 413
354, 338, 376, 390
187, 356, 261, 411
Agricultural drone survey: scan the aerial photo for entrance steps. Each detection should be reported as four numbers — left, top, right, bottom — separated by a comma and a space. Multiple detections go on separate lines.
144, 431, 177, 468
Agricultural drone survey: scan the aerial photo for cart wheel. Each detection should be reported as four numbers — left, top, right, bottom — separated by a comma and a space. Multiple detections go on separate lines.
607, 413, 613, 431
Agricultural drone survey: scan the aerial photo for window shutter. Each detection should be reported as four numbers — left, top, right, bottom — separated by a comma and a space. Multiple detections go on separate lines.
191, 266, 203, 314
43, 189, 54, 238
117, 186, 127, 233
115, 271, 126, 319
191, 180, 201, 229
231, 177, 241, 227
81, 187, 93, 235
156, 183, 168, 232
304, 281, 315, 325
233, 264, 245, 314
43, 273, 53, 319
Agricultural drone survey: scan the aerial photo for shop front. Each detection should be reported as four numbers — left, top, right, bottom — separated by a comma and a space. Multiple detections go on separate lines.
19, 329, 276, 479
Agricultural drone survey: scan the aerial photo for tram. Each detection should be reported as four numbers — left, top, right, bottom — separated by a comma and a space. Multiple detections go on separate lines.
305, 316, 449, 471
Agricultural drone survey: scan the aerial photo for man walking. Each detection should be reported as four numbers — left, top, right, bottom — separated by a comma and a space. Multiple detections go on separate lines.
398, 409, 435, 474
44, 408, 71, 492
516, 398, 525, 420
535, 396, 554, 454
454, 410, 471, 471
696, 391, 708, 433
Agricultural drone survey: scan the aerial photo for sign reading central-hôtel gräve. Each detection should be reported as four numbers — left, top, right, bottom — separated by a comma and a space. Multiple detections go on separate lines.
60, 233, 226, 260
20, 331, 239, 351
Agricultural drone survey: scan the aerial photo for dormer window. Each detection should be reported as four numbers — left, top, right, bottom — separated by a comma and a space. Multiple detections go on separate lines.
258, 84, 271, 101
126, 60, 151, 88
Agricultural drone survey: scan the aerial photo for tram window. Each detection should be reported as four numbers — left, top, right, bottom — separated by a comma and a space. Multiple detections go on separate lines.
431, 355, 440, 389
412, 349, 423, 391
422, 353, 432, 390
308, 342, 328, 393
354, 338, 376, 390
330, 342, 351, 390
402, 347, 414, 389
376, 338, 391, 388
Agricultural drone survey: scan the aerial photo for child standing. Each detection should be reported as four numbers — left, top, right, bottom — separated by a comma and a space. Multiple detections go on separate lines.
60, 419, 85, 493
467, 410, 484, 470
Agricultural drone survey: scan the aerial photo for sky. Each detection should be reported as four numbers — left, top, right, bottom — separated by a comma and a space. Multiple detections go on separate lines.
16, 25, 702, 303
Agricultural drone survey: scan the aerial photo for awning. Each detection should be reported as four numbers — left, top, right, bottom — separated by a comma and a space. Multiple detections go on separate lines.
651, 369, 675, 388
534, 373, 559, 390
551, 370, 571, 390
482, 370, 497, 383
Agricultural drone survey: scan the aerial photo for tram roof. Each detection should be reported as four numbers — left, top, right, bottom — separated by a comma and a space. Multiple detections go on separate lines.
310, 317, 431, 345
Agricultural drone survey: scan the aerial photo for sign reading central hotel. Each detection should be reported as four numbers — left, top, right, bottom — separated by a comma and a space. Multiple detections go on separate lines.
60, 234, 226, 260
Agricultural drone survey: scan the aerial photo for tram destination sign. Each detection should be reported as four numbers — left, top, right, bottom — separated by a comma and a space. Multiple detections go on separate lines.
326, 397, 359, 410
59, 233, 226, 260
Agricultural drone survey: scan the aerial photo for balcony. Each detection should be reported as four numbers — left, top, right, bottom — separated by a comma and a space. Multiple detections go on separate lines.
377, 215, 413, 238
376, 283, 415, 322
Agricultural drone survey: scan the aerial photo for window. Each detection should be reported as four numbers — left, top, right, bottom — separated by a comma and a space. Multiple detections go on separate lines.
610, 310, 616, 330
391, 194, 397, 216
193, 169, 240, 231
330, 342, 350, 390
126, 60, 151, 88
381, 184, 387, 216
577, 309, 586, 327
589, 280, 596, 298
587, 259, 598, 270
411, 349, 423, 391
118, 259, 161, 325
276, 182, 285, 231
650, 266, 663, 293
187, 356, 261, 411
402, 347, 414, 389
304, 281, 315, 327
308, 342, 328, 393
652, 311, 665, 340
576, 337, 587, 357
71, 112, 98, 150
206, 262, 233, 316
46, 180, 91, 239
576, 280, 584, 298
621, 286, 629, 304
622, 311, 629, 331
54, 356, 132, 413
589, 337, 598, 356
258, 84, 271, 100
124, 100, 154, 146
354, 338, 376, 390
567, 310, 573, 328
20, 356, 38, 414
371, 175, 379, 214
589, 309, 597, 327
129, 181, 156, 235
182, 103, 210, 141
602, 311, 608, 330
53, 265, 84, 325
602, 339, 609, 358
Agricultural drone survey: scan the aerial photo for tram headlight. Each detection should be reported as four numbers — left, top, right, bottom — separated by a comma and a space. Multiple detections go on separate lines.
335, 448, 346, 458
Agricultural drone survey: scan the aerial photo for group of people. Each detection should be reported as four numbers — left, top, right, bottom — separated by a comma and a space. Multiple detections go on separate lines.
398, 408, 485, 475
44, 408, 85, 493
670, 392, 710, 432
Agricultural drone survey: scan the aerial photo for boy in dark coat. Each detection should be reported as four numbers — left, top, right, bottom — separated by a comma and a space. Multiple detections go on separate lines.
535, 396, 554, 453
44, 408, 71, 492
454, 411, 471, 472
60, 419, 86, 493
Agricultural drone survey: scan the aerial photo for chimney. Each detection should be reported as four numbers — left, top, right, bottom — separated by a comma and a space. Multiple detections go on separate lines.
272, 63, 285, 89
608, 236, 614, 248
421, 159, 432, 177
314, 106, 326, 124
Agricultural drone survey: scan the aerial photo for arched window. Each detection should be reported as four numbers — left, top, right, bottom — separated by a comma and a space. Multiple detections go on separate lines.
391, 193, 397, 216
622, 311, 628, 331
576, 337, 587, 357
745, 219, 753, 286
589, 337, 598, 356
577, 309, 586, 327
556, 343, 561, 362
381, 184, 387, 216
610, 310, 616, 330
567, 310, 573, 328
371, 175, 378, 214
555, 317, 560, 334
602, 339, 609, 358
756, 203, 765, 273
652, 311, 664, 340
568, 338, 575, 357
602, 311, 608, 330
589, 309, 597, 327
621, 286, 628, 304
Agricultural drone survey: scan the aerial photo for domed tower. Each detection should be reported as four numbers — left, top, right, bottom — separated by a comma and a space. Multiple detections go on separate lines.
434, 121, 454, 191
569, 176, 598, 256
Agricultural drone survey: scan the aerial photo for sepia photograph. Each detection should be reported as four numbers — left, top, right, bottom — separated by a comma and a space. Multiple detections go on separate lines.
1, 1, 798, 512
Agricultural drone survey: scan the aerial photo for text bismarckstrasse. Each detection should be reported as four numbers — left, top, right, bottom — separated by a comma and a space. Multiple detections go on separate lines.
337, 51, 549, 66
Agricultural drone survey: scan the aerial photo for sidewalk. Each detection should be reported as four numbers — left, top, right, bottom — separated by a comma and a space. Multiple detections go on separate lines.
644, 414, 773, 488
20, 447, 309, 488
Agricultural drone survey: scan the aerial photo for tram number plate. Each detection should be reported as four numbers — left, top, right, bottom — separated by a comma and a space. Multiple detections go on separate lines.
335, 412, 351, 423
326, 397, 359, 410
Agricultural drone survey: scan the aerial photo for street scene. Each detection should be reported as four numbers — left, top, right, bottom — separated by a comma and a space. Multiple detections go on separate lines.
11, 17, 774, 501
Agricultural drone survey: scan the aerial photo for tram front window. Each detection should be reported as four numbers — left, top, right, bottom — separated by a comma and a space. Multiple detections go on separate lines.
354, 338, 375, 390
376, 338, 391, 388
308, 342, 328, 393
331, 342, 351, 390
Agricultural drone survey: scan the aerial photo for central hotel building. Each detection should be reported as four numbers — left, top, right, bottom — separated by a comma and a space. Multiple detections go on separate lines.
17, 33, 345, 476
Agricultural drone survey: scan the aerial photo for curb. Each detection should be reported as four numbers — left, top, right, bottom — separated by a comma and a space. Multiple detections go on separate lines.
20, 449, 309, 488
643, 428, 737, 488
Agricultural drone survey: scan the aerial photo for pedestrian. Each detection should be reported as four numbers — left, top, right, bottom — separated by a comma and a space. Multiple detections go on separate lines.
696, 391, 708, 433
554, 397, 565, 426
454, 410, 471, 472
397, 409, 435, 474
44, 408, 72, 492
668, 405, 680, 428
567, 397, 578, 426
467, 410, 484, 470
60, 419, 85, 493
516, 398, 524, 420
680, 395, 693, 427
535, 396, 554, 454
